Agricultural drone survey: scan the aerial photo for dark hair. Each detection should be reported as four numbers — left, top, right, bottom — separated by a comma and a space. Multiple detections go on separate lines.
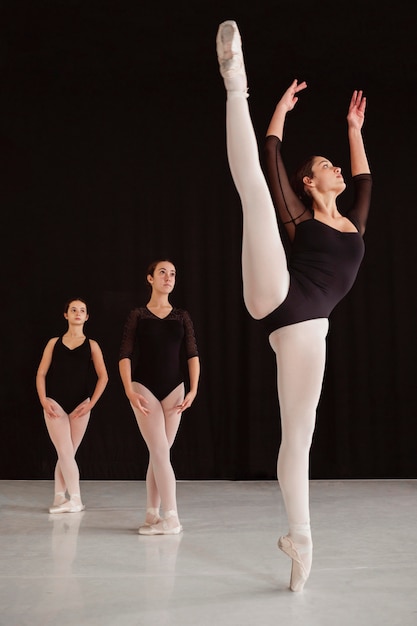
145, 259, 176, 292
290, 155, 316, 209
64, 297, 88, 314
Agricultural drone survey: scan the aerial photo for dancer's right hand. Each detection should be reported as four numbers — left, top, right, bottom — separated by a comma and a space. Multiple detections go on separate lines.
42, 400, 60, 419
126, 391, 150, 416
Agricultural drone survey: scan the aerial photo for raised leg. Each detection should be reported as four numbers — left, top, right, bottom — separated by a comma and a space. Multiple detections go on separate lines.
217, 21, 289, 319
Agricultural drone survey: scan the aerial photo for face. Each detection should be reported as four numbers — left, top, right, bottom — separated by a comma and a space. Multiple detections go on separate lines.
64, 300, 89, 325
304, 157, 346, 196
147, 261, 176, 294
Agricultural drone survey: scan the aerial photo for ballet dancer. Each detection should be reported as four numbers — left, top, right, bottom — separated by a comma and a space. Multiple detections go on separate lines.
36, 298, 108, 513
119, 259, 200, 535
216, 20, 371, 591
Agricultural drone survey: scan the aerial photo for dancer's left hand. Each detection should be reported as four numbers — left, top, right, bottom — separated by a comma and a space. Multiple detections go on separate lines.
71, 399, 92, 419
176, 391, 196, 413
347, 90, 366, 130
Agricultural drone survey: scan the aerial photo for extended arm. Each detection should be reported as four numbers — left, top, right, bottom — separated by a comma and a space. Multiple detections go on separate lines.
347, 90, 370, 176
346, 90, 372, 235
264, 80, 309, 242
266, 79, 307, 140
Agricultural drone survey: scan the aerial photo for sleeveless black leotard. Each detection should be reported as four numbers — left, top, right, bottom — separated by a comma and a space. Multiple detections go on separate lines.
46, 337, 92, 413
260, 135, 372, 335
119, 307, 199, 401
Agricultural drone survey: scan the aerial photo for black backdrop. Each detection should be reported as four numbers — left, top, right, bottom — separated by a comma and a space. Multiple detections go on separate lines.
1, 0, 416, 481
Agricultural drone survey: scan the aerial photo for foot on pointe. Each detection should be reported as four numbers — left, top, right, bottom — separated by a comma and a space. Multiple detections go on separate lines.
216, 20, 247, 93
278, 535, 311, 592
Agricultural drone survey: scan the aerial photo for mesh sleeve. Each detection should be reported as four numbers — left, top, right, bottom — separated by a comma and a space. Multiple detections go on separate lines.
119, 309, 139, 361
182, 310, 199, 359
264, 135, 311, 242
347, 173, 372, 236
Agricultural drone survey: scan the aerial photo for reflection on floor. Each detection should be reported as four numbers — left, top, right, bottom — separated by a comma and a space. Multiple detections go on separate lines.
1, 480, 416, 626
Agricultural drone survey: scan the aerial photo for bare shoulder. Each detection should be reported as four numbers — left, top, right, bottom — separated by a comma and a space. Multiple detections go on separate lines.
89, 339, 103, 354
45, 337, 59, 350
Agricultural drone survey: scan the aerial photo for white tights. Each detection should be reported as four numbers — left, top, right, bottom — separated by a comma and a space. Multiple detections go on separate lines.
225, 92, 328, 538
226, 93, 290, 320
43, 398, 90, 501
270, 320, 328, 531
130, 382, 183, 527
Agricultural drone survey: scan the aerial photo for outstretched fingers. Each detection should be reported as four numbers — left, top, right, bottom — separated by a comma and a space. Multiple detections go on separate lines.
350, 89, 367, 113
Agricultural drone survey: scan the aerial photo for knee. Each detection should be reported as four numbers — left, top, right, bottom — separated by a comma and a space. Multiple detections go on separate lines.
281, 423, 315, 452
149, 444, 171, 465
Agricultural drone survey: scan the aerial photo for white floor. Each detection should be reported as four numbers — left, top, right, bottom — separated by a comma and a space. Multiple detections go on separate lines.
1, 480, 416, 626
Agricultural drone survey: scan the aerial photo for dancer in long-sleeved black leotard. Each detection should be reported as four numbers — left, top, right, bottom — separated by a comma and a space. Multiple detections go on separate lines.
216, 20, 371, 591
119, 259, 200, 535
260, 135, 371, 334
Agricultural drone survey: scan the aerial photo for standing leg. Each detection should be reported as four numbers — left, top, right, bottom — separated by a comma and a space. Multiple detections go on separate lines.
217, 20, 290, 319
44, 398, 90, 513
131, 382, 184, 535
269, 318, 329, 591
141, 384, 185, 527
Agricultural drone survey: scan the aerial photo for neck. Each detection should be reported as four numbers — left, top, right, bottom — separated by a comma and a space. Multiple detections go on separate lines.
65, 325, 85, 337
147, 295, 171, 308
312, 193, 339, 217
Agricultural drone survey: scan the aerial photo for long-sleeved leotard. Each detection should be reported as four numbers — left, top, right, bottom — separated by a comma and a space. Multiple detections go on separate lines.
119, 307, 199, 401
260, 135, 372, 335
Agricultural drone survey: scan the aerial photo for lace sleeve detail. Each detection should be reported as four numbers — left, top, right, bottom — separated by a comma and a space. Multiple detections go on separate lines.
119, 308, 140, 360
347, 173, 372, 236
180, 309, 199, 359
264, 135, 311, 242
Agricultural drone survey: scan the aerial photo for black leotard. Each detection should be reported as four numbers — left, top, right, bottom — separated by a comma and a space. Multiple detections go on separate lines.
260, 135, 372, 335
46, 337, 92, 413
119, 307, 199, 401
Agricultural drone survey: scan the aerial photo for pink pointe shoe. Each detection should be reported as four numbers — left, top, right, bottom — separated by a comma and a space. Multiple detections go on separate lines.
137, 508, 163, 533
278, 535, 311, 592
49, 500, 85, 514
138, 510, 183, 536
216, 20, 248, 94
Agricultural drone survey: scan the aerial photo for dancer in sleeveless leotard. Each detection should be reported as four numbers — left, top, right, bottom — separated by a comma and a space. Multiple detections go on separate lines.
119, 259, 200, 535
36, 298, 108, 513
216, 21, 371, 591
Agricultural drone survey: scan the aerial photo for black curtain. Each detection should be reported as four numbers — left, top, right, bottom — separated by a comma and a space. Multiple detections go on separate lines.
1, 0, 416, 480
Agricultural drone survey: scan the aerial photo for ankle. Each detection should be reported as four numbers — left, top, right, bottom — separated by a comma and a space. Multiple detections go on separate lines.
145, 507, 161, 525
227, 90, 249, 100
160, 510, 180, 529
52, 492, 67, 506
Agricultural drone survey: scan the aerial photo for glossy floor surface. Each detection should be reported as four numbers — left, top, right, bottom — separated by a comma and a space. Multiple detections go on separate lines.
1, 480, 416, 626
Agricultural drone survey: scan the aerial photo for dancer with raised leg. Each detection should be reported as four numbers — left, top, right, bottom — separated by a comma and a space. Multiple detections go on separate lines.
216, 20, 371, 591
